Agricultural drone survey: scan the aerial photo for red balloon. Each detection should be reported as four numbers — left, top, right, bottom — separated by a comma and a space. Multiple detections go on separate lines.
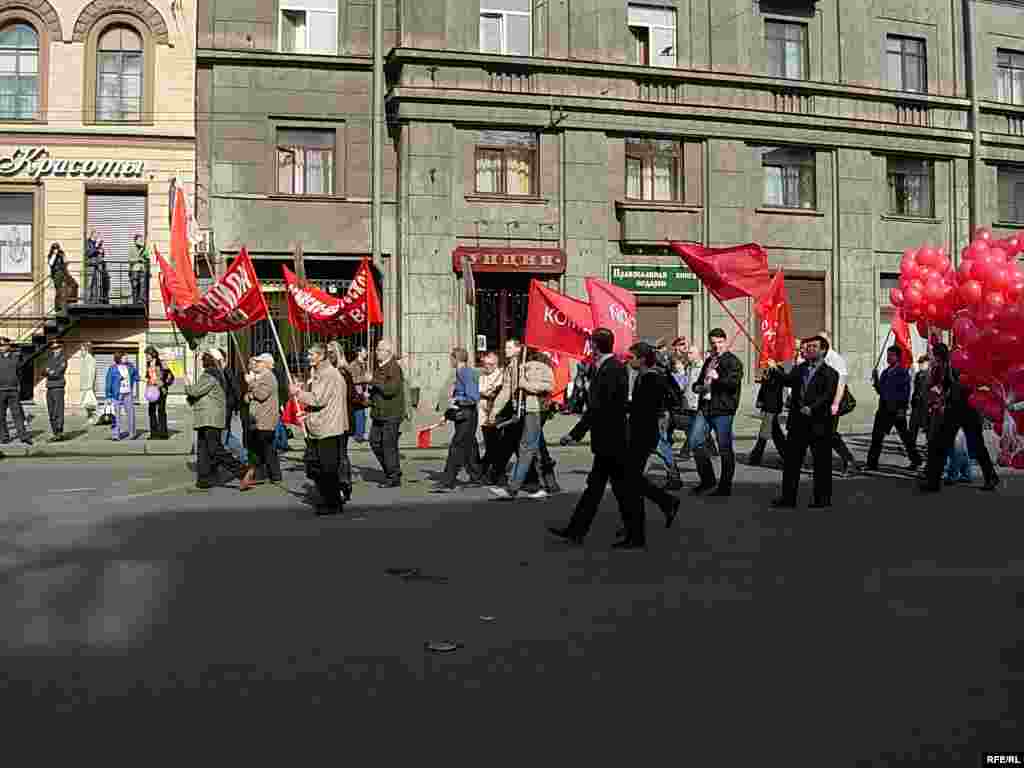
953, 315, 979, 345
951, 349, 970, 370
989, 247, 1008, 264
1007, 363, 1024, 397
959, 280, 983, 306
925, 302, 941, 320
935, 254, 950, 274
985, 291, 1007, 314
974, 258, 997, 286
916, 320, 930, 338
917, 246, 939, 268
900, 256, 921, 280
925, 278, 945, 302
974, 228, 993, 242
890, 288, 904, 306
966, 240, 990, 260
990, 267, 1011, 291
958, 259, 975, 282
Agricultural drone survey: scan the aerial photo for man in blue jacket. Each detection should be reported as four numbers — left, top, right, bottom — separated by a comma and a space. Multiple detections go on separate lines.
105, 352, 139, 440
866, 345, 922, 471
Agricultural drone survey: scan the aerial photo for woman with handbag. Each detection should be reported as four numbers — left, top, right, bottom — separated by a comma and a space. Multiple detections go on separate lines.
144, 346, 173, 439
437, 347, 484, 491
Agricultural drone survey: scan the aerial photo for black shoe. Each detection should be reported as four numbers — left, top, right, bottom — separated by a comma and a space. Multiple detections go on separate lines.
547, 526, 583, 546
864, 464, 878, 472
662, 496, 681, 529
379, 479, 401, 488
842, 462, 860, 478
982, 476, 1000, 491
808, 498, 832, 509
341, 484, 353, 502
770, 497, 796, 508
611, 538, 646, 551
690, 483, 714, 496
431, 483, 456, 493
22, 438, 32, 445
664, 475, 683, 491
709, 487, 731, 497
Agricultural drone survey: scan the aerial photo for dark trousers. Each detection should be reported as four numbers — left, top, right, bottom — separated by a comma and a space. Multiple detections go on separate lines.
443, 408, 482, 485
488, 417, 523, 482
312, 434, 344, 507
0, 390, 28, 441
46, 387, 65, 435
480, 425, 498, 474
866, 406, 921, 467
148, 392, 168, 437
632, 443, 674, 532
252, 429, 283, 483
831, 416, 856, 466
196, 426, 243, 486
566, 453, 637, 540
924, 406, 997, 490
130, 272, 145, 304
767, 412, 788, 458
781, 421, 833, 504
370, 417, 401, 481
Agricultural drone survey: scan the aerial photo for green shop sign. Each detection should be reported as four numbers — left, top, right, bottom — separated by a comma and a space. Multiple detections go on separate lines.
608, 263, 700, 295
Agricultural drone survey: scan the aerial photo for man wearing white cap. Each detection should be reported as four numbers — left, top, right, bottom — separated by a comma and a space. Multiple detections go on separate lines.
243, 353, 282, 487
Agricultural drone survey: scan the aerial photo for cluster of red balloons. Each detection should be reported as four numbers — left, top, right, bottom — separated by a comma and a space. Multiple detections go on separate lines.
892, 229, 1024, 435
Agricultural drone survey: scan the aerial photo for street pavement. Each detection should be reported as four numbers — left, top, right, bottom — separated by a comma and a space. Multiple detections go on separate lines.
0, 442, 1021, 763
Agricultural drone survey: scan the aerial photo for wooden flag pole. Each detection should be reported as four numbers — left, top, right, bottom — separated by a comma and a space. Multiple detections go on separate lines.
711, 291, 762, 355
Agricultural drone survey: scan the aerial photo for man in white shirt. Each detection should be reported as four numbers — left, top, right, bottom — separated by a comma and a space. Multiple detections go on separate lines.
819, 331, 860, 476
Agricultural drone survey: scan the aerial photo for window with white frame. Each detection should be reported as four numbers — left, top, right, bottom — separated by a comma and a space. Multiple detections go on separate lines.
475, 130, 537, 196
887, 157, 933, 218
480, 0, 531, 56
277, 128, 335, 195
761, 147, 816, 209
998, 166, 1024, 224
628, 4, 675, 68
626, 138, 680, 201
887, 35, 927, 93
279, 0, 338, 55
765, 20, 807, 79
996, 49, 1024, 106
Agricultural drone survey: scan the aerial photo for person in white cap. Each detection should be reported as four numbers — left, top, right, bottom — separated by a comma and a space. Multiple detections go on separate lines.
243, 353, 281, 488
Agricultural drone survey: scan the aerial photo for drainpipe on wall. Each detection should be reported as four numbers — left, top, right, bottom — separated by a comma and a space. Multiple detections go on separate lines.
963, 0, 982, 235
372, 0, 384, 269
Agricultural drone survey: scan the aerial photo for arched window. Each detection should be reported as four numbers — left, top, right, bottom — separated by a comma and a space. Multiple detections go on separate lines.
0, 23, 39, 120
97, 25, 143, 121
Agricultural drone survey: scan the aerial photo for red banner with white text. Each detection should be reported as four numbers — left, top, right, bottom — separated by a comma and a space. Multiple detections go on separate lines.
524, 280, 592, 359
584, 277, 636, 355
160, 247, 268, 334
283, 258, 383, 336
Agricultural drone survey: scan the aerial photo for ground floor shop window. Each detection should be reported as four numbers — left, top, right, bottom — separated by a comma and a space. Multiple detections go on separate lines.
475, 274, 531, 361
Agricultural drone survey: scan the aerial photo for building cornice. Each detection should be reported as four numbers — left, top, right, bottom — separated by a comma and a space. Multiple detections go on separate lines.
196, 47, 372, 70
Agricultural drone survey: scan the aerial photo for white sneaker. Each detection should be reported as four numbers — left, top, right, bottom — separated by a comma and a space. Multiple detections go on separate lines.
526, 489, 549, 499
488, 487, 512, 499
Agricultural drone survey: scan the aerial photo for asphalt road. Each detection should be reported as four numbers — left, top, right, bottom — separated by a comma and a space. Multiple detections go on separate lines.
0, 446, 1020, 763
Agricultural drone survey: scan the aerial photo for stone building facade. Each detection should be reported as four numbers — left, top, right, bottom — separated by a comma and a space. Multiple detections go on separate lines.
197, 0, 1024, 427
0, 0, 196, 407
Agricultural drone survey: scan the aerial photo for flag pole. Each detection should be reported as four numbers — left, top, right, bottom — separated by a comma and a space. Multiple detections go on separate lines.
874, 328, 894, 372
710, 291, 762, 355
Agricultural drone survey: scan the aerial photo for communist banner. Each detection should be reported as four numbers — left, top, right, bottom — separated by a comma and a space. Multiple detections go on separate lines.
524, 279, 592, 359
283, 258, 383, 336
160, 247, 268, 334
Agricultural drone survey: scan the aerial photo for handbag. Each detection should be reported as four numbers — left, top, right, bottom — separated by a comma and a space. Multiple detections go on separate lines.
837, 388, 857, 417
144, 384, 161, 403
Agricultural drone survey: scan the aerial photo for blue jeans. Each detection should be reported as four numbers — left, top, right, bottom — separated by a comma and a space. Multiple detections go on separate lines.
508, 413, 543, 493
655, 417, 674, 469
353, 408, 367, 440
689, 412, 734, 453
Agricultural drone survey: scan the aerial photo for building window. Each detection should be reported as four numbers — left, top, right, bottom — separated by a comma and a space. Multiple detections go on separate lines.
765, 20, 807, 79
475, 130, 537, 196
628, 5, 675, 68
887, 35, 927, 93
887, 158, 933, 218
0, 23, 38, 120
480, 0, 531, 56
96, 25, 142, 121
998, 166, 1024, 224
280, 0, 338, 55
0, 192, 33, 277
996, 49, 1024, 106
762, 147, 816, 209
625, 138, 680, 201
277, 129, 335, 195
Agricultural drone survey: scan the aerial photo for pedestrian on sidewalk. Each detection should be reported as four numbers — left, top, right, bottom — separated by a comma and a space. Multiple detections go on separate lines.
105, 351, 139, 441
0, 337, 31, 445
243, 353, 282, 489
368, 338, 404, 488
437, 347, 484, 491
144, 346, 173, 439
866, 345, 922, 471
79, 341, 98, 425
490, 349, 554, 500
771, 335, 839, 509
186, 351, 248, 491
291, 343, 349, 513
45, 339, 66, 441
690, 328, 744, 497
477, 351, 503, 481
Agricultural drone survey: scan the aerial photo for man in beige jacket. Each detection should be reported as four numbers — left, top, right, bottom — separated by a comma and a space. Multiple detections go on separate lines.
477, 352, 504, 481
290, 343, 349, 514
244, 353, 281, 488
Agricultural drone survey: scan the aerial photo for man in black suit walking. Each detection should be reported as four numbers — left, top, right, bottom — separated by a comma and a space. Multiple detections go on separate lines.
771, 335, 839, 509
549, 328, 639, 549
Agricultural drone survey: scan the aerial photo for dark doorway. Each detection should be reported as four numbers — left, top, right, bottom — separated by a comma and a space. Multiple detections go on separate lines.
475, 274, 532, 362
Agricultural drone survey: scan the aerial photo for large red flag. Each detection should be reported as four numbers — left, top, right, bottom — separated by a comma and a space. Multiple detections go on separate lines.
524, 279, 592, 359
283, 258, 382, 336
755, 271, 796, 367
170, 186, 200, 307
892, 311, 914, 368
670, 242, 772, 302
584, 277, 636, 355
165, 247, 268, 334
545, 350, 573, 405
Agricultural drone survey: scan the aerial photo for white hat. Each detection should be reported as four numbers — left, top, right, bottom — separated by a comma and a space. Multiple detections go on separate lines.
208, 348, 224, 362
255, 353, 274, 364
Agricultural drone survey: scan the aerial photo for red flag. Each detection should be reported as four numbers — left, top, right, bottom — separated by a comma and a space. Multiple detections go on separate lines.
670, 242, 772, 302
755, 272, 796, 367
545, 350, 573, 405
892, 311, 914, 368
281, 397, 306, 427
284, 258, 381, 336
165, 247, 268, 334
584, 277, 636, 355
524, 279, 592, 359
170, 186, 200, 307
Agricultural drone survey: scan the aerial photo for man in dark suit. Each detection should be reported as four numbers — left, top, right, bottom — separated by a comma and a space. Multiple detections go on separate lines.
549, 328, 639, 549
771, 335, 839, 509
866, 345, 922, 471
